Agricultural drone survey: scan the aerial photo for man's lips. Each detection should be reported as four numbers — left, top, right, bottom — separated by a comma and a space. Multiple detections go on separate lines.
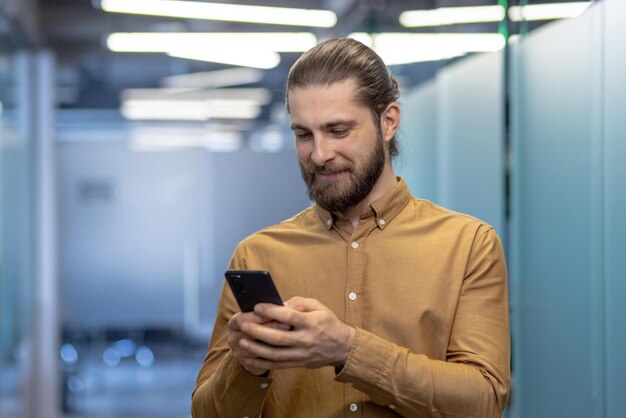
315, 170, 348, 180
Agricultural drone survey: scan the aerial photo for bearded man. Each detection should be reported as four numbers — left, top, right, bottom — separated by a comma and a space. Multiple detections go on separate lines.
192, 38, 510, 418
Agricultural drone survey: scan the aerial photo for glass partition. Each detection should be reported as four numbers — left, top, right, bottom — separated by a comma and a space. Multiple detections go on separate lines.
0, 45, 35, 418
398, 2, 626, 418
510, 6, 602, 417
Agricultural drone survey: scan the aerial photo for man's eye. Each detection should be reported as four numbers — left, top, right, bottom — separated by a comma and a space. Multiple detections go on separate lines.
294, 132, 312, 140
331, 129, 349, 137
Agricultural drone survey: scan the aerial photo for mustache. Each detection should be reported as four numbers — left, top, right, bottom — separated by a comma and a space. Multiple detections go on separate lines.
303, 162, 353, 175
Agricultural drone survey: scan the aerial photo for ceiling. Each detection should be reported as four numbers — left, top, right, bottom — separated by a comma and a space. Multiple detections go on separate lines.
32, 0, 567, 126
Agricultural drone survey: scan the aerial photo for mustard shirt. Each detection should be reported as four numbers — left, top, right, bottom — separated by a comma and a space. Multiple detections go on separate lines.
192, 178, 510, 418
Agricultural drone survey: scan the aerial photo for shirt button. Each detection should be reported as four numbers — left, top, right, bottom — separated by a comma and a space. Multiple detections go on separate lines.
348, 292, 357, 301
351, 241, 359, 249
378, 218, 386, 226
326, 219, 332, 226
389, 404, 396, 410
260, 383, 269, 389
349, 403, 358, 412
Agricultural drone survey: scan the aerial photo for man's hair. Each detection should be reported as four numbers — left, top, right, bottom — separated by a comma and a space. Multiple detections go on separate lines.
285, 38, 400, 159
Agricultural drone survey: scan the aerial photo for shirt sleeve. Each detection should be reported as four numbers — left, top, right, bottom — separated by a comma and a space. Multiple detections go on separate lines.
191, 251, 274, 418
335, 225, 510, 418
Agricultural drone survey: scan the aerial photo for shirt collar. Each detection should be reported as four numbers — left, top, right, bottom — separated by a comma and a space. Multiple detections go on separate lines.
315, 177, 412, 230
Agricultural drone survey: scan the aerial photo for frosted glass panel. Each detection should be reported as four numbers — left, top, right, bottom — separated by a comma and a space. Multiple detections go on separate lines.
396, 79, 437, 202
436, 51, 504, 235
604, 0, 626, 415
511, 7, 601, 417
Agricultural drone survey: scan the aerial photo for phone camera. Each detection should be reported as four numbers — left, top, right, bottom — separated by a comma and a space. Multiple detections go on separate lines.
231, 275, 247, 295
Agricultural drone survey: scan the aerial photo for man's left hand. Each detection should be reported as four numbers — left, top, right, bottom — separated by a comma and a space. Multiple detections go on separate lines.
237, 296, 355, 371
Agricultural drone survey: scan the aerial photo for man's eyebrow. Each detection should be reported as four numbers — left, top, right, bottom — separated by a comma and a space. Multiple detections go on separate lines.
290, 120, 357, 130
290, 123, 308, 130
320, 119, 357, 129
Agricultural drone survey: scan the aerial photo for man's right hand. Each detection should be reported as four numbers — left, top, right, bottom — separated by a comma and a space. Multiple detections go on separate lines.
227, 310, 289, 376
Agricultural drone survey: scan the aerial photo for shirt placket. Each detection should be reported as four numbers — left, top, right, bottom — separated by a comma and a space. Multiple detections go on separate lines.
342, 219, 376, 417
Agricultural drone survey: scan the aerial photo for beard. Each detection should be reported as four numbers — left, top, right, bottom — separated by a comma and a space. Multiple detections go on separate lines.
299, 129, 386, 214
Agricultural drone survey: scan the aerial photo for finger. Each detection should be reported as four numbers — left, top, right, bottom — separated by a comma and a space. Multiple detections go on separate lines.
228, 311, 273, 331
241, 322, 299, 347
228, 313, 242, 331
254, 304, 308, 328
267, 320, 292, 331
240, 338, 306, 362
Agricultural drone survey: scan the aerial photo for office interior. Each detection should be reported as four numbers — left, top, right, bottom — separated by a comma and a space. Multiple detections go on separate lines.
1, 0, 624, 417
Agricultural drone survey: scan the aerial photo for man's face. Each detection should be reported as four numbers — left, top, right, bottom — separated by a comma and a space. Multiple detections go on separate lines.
288, 79, 387, 214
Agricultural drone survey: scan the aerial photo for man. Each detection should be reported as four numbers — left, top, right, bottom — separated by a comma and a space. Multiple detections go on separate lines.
192, 38, 510, 418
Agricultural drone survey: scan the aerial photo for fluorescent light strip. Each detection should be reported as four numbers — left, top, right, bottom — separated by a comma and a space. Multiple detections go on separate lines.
509, 2, 592, 22
121, 88, 272, 105
107, 32, 318, 68
161, 68, 264, 89
399, 2, 592, 27
121, 99, 262, 121
400, 5, 505, 27
168, 49, 280, 69
106, 32, 317, 53
100, 0, 337, 28
351, 33, 505, 65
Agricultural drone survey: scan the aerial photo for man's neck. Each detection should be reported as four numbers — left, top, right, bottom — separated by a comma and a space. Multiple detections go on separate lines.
342, 166, 397, 229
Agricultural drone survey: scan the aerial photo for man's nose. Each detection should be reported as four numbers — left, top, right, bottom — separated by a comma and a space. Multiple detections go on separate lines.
310, 136, 335, 166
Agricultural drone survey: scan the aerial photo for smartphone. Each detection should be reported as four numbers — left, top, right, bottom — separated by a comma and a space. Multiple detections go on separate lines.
225, 270, 283, 312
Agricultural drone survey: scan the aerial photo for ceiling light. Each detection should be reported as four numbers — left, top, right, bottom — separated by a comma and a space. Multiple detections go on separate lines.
350, 33, 505, 65
168, 49, 280, 69
161, 68, 264, 89
106, 32, 317, 54
399, 2, 592, 27
120, 88, 270, 121
99, 0, 337, 28
107, 32, 317, 53
121, 99, 262, 121
400, 5, 505, 27
121, 87, 272, 105
509, 2, 592, 21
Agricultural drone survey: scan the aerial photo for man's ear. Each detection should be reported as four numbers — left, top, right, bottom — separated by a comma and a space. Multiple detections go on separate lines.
381, 102, 401, 143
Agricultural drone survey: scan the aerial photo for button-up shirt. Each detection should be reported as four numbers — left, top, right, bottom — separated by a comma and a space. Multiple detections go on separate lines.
192, 178, 510, 418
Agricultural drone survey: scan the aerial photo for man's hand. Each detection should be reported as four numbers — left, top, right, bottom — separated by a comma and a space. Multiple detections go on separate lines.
234, 296, 356, 372
227, 311, 289, 375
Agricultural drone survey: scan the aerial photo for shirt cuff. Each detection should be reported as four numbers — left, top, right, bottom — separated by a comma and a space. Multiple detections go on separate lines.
334, 328, 394, 404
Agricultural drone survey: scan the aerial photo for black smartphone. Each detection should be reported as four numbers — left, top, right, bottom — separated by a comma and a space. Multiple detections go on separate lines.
225, 270, 283, 312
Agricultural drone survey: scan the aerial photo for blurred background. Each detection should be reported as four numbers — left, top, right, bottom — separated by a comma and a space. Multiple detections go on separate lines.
1, 0, 624, 417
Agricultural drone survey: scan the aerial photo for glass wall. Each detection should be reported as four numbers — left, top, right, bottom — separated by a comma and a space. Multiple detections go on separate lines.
400, 1, 625, 417
604, 2, 626, 415
0, 49, 35, 418
511, 6, 602, 416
